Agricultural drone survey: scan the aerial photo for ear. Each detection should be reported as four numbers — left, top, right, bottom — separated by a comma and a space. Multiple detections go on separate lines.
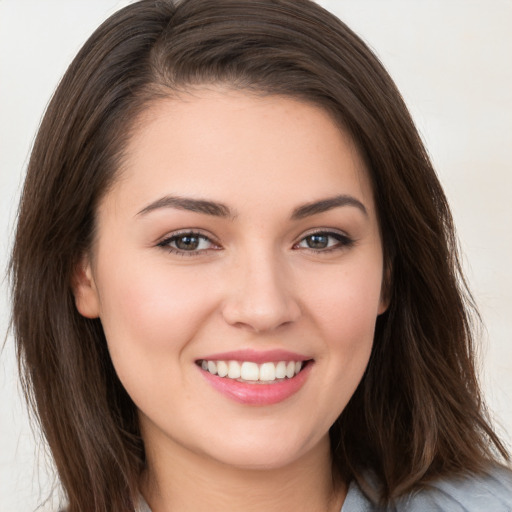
378, 260, 392, 315
72, 255, 100, 319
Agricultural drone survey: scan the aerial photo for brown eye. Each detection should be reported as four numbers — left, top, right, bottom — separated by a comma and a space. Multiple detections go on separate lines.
158, 232, 218, 255
174, 235, 201, 250
296, 231, 353, 251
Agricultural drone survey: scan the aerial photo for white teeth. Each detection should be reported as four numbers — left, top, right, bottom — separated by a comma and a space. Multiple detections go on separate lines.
241, 361, 259, 381
217, 360, 228, 377
200, 359, 306, 382
259, 362, 276, 381
228, 360, 241, 379
207, 360, 217, 375
275, 361, 287, 379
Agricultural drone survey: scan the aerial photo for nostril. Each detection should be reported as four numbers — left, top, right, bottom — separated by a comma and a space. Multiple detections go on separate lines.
221, 297, 301, 333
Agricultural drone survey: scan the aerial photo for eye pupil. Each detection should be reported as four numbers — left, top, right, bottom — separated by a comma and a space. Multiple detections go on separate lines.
307, 234, 328, 249
175, 235, 200, 250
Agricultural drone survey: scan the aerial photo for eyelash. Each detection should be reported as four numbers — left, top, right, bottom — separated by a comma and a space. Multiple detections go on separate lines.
157, 229, 354, 256
157, 230, 219, 257
293, 230, 354, 253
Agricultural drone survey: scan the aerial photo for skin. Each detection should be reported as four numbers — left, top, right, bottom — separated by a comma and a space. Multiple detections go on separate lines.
74, 88, 387, 512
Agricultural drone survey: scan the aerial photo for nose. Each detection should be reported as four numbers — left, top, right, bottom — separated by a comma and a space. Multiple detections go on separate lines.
221, 250, 301, 333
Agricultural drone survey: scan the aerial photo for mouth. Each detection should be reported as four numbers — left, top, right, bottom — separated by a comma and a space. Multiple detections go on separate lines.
196, 359, 311, 384
196, 355, 314, 405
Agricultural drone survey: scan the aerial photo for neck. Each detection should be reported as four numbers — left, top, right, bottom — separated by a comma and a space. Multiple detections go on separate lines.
140, 429, 345, 512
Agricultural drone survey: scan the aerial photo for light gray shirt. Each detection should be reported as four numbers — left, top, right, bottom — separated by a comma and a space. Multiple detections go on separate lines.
342, 467, 512, 511
136, 466, 512, 511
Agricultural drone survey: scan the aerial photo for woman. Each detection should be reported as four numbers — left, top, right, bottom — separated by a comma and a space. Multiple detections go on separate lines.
9, 0, 512, 510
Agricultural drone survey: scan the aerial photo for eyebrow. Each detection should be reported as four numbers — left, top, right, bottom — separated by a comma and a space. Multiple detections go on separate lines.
137, 193, 367, 220
291, 194, 368, 220
137, 195, 235, 218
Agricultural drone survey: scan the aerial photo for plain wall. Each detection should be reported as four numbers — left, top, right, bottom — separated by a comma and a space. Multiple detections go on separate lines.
1, 1, 511, 510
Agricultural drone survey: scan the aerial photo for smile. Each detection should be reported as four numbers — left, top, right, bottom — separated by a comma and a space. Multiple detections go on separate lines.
198, 359, 304, 383
197, 356, 313, 405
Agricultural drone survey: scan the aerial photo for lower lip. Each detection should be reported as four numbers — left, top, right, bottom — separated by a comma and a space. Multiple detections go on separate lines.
199, 362, 312, 406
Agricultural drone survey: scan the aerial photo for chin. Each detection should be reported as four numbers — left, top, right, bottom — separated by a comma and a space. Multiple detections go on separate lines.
195, 428, 328, 472
207, 448, 305, 471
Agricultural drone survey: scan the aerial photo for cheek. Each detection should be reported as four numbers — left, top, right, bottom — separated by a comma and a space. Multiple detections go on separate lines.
95, 254, 219, 362
298, 255, 382, 406
94, 255, 222, 413
301, 257, 383, 340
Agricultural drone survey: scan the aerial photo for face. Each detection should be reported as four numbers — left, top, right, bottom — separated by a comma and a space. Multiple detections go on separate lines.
74, 88, 387, 471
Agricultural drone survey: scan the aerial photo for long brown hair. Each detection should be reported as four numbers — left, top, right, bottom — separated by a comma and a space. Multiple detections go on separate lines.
10, 0, 509, 510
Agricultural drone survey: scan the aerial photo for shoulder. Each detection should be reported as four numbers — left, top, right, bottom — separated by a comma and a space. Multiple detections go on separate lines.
393, 466, 512, 512
345, 466, 512, 511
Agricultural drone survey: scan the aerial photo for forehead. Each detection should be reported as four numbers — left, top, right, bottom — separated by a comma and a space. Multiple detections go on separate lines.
105, 88, 375, 218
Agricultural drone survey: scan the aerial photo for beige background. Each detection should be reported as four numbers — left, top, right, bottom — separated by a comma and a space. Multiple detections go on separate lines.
1, 1, 511, 509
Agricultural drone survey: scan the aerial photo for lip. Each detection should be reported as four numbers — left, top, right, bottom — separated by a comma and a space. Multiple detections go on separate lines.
198, 358, 313, 406
197, 349, 310, 364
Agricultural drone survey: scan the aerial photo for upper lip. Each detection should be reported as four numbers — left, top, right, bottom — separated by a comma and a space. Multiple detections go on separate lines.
197, 349, 311, 364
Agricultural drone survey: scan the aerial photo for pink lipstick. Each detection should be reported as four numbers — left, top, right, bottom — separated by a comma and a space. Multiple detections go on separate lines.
196, 350, 313, 405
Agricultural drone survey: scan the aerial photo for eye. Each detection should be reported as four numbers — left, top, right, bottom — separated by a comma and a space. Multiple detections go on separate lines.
295, 231, 353, 251
157, 231, 219, 255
